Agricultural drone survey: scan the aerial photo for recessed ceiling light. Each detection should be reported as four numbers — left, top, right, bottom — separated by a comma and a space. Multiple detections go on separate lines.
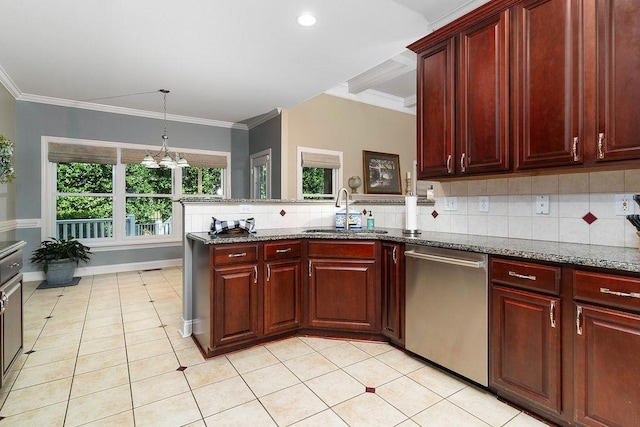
297, 13, 316, 27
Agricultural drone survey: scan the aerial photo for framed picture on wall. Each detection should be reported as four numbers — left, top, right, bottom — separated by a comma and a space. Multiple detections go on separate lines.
362, 150, 402, 194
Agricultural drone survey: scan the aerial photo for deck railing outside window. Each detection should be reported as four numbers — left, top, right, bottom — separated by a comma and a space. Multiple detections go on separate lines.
56, 215, 172, 239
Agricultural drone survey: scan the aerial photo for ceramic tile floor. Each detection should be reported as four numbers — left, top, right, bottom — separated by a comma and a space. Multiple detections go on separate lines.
0, 268, 551, 426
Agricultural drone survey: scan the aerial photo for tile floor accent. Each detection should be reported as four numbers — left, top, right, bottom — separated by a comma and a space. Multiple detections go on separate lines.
0, 268, 552, 426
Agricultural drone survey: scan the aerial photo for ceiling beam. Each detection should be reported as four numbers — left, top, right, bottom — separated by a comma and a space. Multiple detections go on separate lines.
347, 51, 417, 95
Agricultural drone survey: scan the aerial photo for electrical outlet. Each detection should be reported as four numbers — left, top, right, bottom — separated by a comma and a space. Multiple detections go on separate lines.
479, 196, 489, 212
535, 195, 550, 214
444, 197, 458, 211
239, 204, 252, 213
615, 194, 634, 216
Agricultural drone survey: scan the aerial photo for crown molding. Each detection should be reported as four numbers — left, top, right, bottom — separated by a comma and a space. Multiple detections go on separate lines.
16, 93, 249, 130
243, 108, 282, 130
325, 83, 416, 115
429, 0, 494, 30
0, 65, 22, 99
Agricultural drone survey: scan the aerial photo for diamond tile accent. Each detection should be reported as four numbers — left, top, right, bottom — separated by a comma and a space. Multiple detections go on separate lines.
280, 210, 286, 217
25, 350, 35, 354
176, 366, 187, 371
45, 316, 53, 319
366, 387, 376, 393
431, 210, 439, 218
362, 209, 368, 215
582, 212, 597, 225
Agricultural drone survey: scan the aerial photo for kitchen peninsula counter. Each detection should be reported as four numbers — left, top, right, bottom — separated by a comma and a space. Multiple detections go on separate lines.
188, 228, 640, 273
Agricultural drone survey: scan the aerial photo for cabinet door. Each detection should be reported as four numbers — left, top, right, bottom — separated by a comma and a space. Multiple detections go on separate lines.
416, 38, 456, 178
593, 0, 640, 162
513, 0, 581, 169
491, 286, 562, 413
574, 304, 640, 426
308, 259, 377, 331
264, 259, 301, 335
213, 264, 260, 347
458, 11, 510, 175
381, 243, 404, 344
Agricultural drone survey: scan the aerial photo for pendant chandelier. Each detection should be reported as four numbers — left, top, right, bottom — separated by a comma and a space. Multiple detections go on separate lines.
141, 89, 189, 169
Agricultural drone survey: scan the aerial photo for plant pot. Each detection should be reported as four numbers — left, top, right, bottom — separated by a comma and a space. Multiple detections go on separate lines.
46, 259, 76, 285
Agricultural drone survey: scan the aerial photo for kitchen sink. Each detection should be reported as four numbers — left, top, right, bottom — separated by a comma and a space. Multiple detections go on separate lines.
303, 228, 388, 234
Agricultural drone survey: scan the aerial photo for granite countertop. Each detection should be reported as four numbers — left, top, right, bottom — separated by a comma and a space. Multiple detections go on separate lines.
187, 228, 640, 273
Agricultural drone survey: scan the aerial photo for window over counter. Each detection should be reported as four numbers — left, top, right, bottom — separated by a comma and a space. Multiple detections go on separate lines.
297, 147, 343, 200
43, 137, 230, 247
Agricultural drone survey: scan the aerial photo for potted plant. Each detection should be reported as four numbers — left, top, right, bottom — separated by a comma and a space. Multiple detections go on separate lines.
30, 237, 92, 285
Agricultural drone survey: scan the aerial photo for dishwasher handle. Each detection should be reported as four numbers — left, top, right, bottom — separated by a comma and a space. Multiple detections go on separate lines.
404, 250, 485, 269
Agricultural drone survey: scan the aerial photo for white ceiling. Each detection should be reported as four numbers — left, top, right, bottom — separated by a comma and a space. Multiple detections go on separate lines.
0, 0, 489, 127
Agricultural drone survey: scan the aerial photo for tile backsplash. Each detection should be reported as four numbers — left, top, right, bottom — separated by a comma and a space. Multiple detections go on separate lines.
184, 169, 640, 249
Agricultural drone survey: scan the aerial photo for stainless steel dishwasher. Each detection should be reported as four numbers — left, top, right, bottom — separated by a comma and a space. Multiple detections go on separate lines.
405, 245, 488, 386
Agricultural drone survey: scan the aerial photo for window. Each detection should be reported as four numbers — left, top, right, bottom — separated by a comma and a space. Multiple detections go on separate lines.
44, 138, 230, 247
297, 147, 343, 200
250, 149, 271, 199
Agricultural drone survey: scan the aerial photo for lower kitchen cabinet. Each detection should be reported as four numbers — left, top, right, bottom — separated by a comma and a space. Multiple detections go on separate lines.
490, 286, 561, 413
381, 242, 404, 344
0, 245, 24, 388
490, 257, 563, 419
263, 241, 302, 335
573, 270, 640, 426
307, 241, 379, 332
213, 263, 260, 347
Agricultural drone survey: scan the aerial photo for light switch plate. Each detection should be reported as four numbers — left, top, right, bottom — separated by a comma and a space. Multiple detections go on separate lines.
444, 197, 458, 211
535, 195, 549, 214
479, 196, 489, 212
239, 204, 252, 213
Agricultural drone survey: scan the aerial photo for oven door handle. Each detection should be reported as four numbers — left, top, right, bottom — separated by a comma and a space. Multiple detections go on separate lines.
404, 250, 485, 269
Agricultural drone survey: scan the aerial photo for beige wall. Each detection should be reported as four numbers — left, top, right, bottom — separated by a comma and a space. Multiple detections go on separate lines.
0, 84, 16, 231
281, 94, 415, 199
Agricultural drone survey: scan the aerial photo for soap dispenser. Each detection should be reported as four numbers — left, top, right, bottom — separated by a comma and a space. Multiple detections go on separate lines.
367, 211, 375, 229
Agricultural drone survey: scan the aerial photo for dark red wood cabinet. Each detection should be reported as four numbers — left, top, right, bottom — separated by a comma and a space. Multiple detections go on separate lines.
573, 270, 640, 426
307, 241, 379, 332
490, 258, 563, 416
381, 242, 404, 344
263, 241, 302, 335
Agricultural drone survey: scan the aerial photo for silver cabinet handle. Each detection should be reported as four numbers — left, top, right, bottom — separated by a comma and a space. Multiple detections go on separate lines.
550, 301, 556, 328
572, 137, 579, 161
392, 246, 397, 264
598, 133, 605, 159
228, 252, 247, 258
308, 260, 312, 277
276, 248, 292, 254
460, 153, 466, 173
267, 264, 271, 282
576, 306, 583, 335
600, 287, 640, 299
446, 155, 452, 174
0, 291, 5, 315
253, 265, 258, 284
508, 271, 537, 281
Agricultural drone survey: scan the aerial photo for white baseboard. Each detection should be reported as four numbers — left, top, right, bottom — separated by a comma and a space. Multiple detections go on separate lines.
23, 258, 183, 282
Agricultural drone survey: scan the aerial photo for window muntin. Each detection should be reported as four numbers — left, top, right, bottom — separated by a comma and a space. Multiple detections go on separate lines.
182, 167, 223, 196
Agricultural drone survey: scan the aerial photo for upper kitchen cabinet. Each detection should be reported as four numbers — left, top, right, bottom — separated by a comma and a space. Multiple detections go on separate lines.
411, 10, 510, 179
513, 0, 582, 169
589, 0, 640, 163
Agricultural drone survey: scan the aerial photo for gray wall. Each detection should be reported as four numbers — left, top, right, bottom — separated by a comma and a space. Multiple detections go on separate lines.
248, 113, 282, 198
15, 101, 249, 272
0, 85, 16, 241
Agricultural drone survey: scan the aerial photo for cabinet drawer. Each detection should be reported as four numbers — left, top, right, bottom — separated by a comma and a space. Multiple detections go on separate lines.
307, 241, 376, 259
264, 241, 301, 261
212, 244, 258, 266
574, 270, 640, 313
491, 258, 560, 295
0, 250, 23, 285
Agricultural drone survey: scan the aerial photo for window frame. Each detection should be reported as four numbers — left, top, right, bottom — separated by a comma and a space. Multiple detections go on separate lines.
250, 148, 271, 199
42, 136, 231, 249
296, 146, 343, 200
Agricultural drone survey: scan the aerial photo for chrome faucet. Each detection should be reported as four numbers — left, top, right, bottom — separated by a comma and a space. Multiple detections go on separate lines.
335, 187, 350, 231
